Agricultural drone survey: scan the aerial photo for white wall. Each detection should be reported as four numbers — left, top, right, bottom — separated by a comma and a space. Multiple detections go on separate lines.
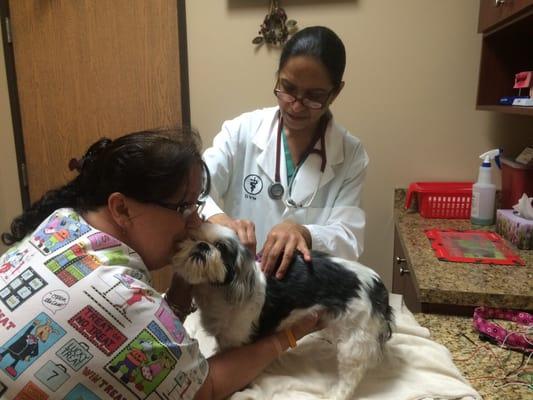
186, 0, 533, 287
1, 1, 532, 284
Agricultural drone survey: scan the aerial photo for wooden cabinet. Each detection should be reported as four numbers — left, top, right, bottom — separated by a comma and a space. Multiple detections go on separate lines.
478, 0, 533, 32
392, 227, 420, 313
392, 225, 476, 316
476, 0, 533, 116
393, 189, 531, 315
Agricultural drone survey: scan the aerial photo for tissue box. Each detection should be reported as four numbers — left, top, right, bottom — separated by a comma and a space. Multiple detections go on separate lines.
496, 209, 533, 250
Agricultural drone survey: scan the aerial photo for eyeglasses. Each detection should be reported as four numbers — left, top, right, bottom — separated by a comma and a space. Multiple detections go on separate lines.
273, 88, 333, 110
155, 199, 205, 218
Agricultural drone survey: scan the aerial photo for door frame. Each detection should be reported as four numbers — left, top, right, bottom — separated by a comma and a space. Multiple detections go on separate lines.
0, 0, 191, 210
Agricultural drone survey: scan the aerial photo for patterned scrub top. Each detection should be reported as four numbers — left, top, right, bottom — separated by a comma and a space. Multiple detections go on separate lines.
0, 208, 208, 400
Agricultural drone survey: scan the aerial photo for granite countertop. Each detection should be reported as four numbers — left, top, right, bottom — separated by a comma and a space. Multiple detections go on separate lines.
415, 313, 532, 400
394, 189, 533, 310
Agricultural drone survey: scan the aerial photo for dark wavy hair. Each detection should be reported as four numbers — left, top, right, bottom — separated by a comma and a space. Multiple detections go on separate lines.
279, 26, 346, 89
2, 127, 210, 245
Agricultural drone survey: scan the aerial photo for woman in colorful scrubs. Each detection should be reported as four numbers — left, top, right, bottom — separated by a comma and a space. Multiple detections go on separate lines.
0, 128, 321, 400
203, 26, 369, 278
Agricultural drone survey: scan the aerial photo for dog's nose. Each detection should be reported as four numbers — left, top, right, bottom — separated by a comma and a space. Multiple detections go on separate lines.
197, 242, 210, 252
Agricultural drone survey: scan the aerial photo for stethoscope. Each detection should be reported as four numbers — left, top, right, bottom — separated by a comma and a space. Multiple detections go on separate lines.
268, 112, 328, 208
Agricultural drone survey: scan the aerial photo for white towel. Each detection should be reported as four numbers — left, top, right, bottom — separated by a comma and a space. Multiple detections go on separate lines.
184, 294, 481, 400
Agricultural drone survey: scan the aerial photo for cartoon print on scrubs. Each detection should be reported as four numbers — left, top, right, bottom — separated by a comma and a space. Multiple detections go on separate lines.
64, 383, 102, 400
166, 359, 208, 400
45, 242, 102, 287
167, 371, 194, 399
112, 269, 152, 289
87, 231, 122, 251
118, 286, 155, 313
86, 272, 154, 324
147, 321, 182, 360
0, 380, 6, 396
56, 338, 93, 371
31, 211, 90, 255
41, 289, 70, 315
0, 209, 208, 399
34, 360, 70, 392
15, 381, 47, 399
110, 274, 155, 315
107, 327, 177, 398
0, 312, 66, 379
155, 303, 186, 344
44, 232, 129, 288
85, 232, 132, 270
0, 267, 47, 311
68, 305, 127, 356
185, 356, 208, 386
0, 245, 34, 284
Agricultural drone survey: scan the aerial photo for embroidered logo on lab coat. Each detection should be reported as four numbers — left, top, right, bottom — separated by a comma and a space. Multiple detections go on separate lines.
243, 174, 263, 196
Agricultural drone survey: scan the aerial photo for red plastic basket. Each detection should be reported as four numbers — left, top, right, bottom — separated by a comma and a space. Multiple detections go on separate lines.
405, 182, 473, 219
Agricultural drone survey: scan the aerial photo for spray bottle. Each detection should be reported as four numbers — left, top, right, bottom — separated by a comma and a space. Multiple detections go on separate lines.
471, 149, 501, 225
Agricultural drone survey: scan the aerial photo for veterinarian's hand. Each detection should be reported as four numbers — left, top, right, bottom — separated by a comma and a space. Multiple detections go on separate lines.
208, 213, 257, 256
261, 220, 312, 279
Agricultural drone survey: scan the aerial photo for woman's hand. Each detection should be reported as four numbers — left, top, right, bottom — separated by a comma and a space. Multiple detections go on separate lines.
290, 310, 326, 340
260, 220, 312, 279
208, 213, 257, 256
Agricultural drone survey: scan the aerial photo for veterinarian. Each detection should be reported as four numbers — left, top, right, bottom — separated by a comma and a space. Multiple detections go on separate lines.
0, 129, 322, 400
203, 26, 368, 279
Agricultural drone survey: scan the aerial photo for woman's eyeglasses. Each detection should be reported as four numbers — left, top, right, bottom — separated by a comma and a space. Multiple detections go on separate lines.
273, 88, 333, 110
155, 199, 205, 218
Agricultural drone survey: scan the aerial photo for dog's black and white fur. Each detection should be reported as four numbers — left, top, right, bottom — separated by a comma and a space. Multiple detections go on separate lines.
172, 223, 394, 399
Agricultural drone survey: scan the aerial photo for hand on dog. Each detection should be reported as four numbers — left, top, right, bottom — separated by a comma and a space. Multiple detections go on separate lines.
261, 220, 312, 279
208, 213, 257, 256
291, 310, 326, 340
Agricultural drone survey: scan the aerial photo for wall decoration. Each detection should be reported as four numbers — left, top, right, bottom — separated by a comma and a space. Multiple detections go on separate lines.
253, 0, 298, 46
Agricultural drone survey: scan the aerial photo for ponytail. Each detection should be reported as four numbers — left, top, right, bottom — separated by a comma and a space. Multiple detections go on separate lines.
1, 138, 112, 246
1, 180, 80, 245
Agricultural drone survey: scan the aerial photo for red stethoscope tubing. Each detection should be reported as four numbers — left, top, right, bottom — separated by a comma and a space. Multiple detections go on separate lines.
273, 113, 327, 186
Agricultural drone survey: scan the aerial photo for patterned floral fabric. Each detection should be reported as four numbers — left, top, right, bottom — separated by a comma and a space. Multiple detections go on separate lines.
0, 208, 208, 399
473, 306, 533, 353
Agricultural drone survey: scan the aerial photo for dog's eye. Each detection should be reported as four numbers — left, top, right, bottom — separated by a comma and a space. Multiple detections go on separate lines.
214, 242, 226, 252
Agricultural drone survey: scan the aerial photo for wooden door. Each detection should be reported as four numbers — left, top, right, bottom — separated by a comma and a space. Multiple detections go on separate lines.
4, 0, 188, 292
7, 0, 186, 202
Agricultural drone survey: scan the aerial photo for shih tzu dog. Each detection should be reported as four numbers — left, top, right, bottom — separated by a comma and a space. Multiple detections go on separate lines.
172, 223, 394, 399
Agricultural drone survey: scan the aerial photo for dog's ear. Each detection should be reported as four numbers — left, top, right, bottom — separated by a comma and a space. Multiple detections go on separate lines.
223, 263, 235, 285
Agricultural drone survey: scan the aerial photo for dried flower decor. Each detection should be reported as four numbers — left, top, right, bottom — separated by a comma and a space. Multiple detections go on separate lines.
253, 0, 298, 46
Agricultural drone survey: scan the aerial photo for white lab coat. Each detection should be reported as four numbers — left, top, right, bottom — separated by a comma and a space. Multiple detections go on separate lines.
202, 106, 368, 260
